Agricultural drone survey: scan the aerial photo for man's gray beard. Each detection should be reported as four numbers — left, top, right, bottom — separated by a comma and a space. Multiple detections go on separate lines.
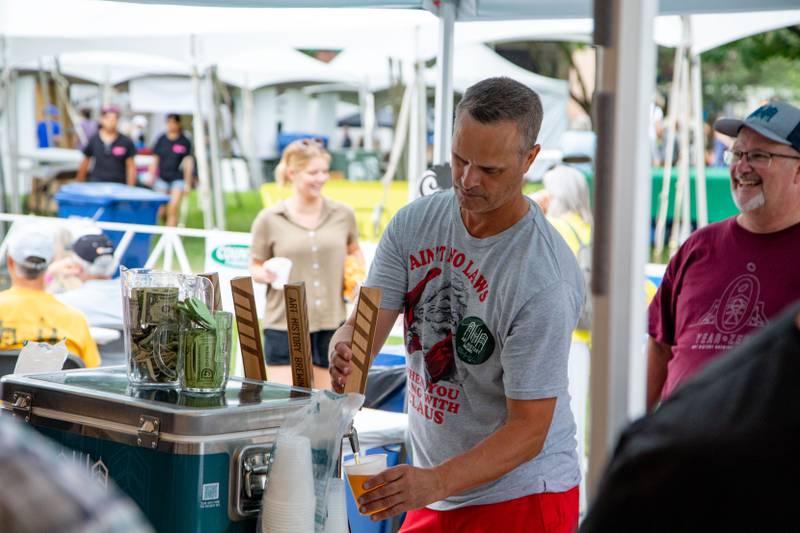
732, 188, 766, 212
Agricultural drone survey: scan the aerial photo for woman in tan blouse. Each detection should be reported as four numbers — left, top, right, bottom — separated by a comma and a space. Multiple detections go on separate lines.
249, 139, 364, 387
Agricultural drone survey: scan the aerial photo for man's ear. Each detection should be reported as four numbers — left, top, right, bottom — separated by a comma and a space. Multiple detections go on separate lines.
524, 144, 541, 173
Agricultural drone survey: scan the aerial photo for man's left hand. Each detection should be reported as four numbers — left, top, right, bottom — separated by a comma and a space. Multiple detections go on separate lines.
357, 464, 447, 521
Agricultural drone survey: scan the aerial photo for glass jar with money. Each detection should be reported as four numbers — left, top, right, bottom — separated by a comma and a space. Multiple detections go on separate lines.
177, 298, 232, 394
121, 268, 213, 387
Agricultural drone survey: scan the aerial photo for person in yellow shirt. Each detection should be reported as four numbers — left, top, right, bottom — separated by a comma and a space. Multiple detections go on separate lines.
0, 228, 100, 367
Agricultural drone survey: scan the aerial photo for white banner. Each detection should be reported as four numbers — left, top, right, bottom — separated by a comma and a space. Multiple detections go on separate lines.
204, 230, 267, 378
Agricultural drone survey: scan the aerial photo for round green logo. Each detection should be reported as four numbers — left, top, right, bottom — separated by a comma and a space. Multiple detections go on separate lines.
455, 316, 495, 364
211, 244, 250, 269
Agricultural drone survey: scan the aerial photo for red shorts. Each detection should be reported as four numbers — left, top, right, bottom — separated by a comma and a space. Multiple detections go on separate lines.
399, 486, 579, 533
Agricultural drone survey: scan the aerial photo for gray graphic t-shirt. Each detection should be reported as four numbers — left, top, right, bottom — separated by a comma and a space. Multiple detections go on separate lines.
367, 190, 583, 510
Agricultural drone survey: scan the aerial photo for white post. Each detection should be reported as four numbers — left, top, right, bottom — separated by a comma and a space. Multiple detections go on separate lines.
190, 36, 214, 230
433, 0, 455, 165
408, 26, 428, 201
653, 34, 687, 259
360, 88, 376, 151
691, 51, 709, 228
7, 68, 19, 214
669, 56, 692, 254
102, 66, 112, 108
37, 60, 54, 148
206, 66, 226, 230
588, 0, 657, 501
241, 83, 262, 189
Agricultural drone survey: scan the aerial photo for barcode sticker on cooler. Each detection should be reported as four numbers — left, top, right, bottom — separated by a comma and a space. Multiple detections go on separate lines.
202, 482, 220, 501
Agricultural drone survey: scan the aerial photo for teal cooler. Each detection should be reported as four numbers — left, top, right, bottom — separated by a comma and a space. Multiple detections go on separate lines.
55, 183, 170, 269
1, 367, 313, 532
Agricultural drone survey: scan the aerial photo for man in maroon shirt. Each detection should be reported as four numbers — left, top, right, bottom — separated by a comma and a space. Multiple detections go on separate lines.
647, 101, 800, 410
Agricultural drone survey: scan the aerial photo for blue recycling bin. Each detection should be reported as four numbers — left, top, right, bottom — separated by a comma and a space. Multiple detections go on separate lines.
277, 132, 329, 153
55, 183, 170, 270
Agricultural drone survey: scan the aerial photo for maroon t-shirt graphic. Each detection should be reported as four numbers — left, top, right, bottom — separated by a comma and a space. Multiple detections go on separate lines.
649, 217, 800, 400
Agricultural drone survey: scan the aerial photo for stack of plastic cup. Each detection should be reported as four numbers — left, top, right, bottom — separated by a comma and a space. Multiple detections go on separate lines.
261, 434, 316, 533
324, 478, 348, 533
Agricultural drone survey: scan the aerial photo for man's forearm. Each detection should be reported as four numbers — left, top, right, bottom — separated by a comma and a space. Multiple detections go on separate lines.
432, 405, 552, 498
646, 337, 672, 411
126, 161, 137, 186
76, 159, 90, 181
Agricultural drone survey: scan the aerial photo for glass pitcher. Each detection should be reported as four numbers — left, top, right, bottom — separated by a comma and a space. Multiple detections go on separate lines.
121, 268, 213, 387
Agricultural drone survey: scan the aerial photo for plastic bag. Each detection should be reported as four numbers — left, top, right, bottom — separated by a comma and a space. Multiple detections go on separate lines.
264, 391, 364, 532
14, 339, 68, 374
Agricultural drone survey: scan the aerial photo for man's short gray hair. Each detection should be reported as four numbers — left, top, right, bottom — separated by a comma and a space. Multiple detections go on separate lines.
13, 260, 46, 281
455, 77, 544, 154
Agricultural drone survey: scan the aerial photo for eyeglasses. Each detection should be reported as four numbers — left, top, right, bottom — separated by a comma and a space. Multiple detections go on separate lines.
723, 149, 800, 168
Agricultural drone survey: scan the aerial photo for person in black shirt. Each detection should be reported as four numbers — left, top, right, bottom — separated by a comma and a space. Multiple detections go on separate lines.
76, 107, 137, 186
147, 114, 193, 226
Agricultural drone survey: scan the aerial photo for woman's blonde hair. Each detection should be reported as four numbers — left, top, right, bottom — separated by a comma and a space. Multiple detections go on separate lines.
274, 139, 331, 186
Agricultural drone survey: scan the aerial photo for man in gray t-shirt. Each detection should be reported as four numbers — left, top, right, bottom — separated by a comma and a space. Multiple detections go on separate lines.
330, 77, 583, 531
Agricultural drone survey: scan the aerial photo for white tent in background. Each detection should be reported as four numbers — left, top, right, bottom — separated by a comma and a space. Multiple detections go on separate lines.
18, 51, 191, 86
215, 47, 358, 90
443, 43, 569, 153
654, 9, 800, 53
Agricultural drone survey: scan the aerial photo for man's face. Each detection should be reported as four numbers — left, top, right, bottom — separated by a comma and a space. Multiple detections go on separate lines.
100, 112, 119, 132
451, 113, 539, 215
166, 118, 180, 135
729, 128, 800, 219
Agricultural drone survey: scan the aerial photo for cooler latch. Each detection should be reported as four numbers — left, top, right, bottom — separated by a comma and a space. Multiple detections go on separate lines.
12, 392, 32, 422
137, 415, 161, 449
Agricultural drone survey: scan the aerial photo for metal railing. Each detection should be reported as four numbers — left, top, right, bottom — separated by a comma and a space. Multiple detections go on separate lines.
0, 213, 249, 272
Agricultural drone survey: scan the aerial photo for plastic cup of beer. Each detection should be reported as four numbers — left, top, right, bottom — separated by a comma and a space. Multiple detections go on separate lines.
343, 453, 387, 515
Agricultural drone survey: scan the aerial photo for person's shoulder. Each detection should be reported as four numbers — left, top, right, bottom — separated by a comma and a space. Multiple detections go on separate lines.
0, 288, 14, 304
254, 203, 285, 224
117, 133, 136, 147
325, 198, 356, 216
679, 217, 735, 248
401, 190, 452, 218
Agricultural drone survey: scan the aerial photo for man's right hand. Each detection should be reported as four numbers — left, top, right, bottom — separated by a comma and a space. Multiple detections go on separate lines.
330, 340, 353, 393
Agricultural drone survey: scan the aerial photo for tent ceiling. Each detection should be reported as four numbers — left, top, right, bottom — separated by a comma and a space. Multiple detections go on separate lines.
96, 0, 800, 19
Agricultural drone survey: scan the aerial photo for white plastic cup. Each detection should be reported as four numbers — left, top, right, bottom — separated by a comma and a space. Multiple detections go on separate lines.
324, 479, 348, 533
266, 435, 315, 502
263, 257, 292, 290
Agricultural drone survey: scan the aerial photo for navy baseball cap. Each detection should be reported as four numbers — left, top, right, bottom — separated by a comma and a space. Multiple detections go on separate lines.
714, 101, 800, 153
73, 234, 115, 263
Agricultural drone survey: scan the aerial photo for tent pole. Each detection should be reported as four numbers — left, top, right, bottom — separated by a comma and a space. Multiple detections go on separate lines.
653, 31, 687, 260
0, 36, 8, 220
206, 65, 226, 230
7, 68, 20, 214
241, 83, 262, 189
360, 88, 376, 151
432, 0, 455, 165
690, 50, 709, 228
52, 57, 87, 147
408, 25, 427, 202
587, 0, 657, 502
37, 60, 54, 148
190, 35, 214, 230
668, 54, 692, 254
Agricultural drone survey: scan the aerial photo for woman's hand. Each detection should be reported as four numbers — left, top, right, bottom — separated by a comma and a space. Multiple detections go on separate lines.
250, 263, 278, 285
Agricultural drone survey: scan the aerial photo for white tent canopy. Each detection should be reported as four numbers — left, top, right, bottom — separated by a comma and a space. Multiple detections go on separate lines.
19, 51, 191, 85
655, 10, 800, 53
436, 43, 568, 150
